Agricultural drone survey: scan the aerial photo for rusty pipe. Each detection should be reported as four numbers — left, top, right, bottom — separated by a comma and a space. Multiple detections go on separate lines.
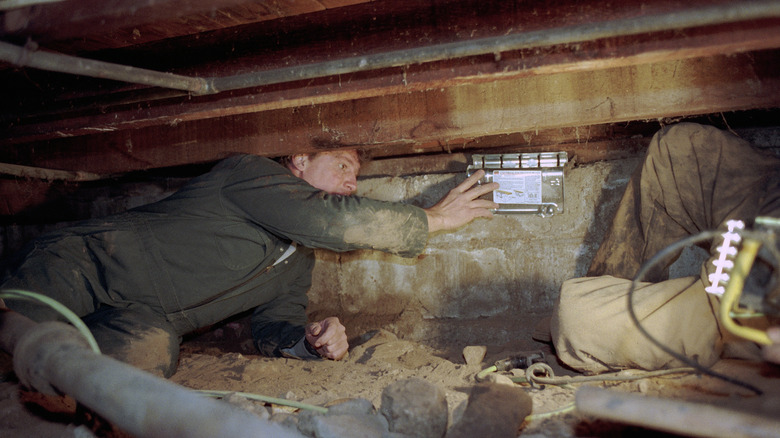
0, 40, 210, 94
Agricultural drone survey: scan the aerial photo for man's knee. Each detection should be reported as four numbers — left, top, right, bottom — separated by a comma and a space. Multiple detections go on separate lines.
652, 122, 747, 161
84, 307, 181, 378
550, 277, 624, 373
552, 275, 722, 373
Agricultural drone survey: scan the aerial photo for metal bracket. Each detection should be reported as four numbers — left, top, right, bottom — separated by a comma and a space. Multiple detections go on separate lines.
467, 152, 567, 217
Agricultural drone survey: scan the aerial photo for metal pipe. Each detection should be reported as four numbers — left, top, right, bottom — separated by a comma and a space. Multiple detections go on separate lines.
0, 40, 209, 94
0, 309, 305, 438
0, 0, 64, 11
0, 1, 778, 95
208, 0, 780, 93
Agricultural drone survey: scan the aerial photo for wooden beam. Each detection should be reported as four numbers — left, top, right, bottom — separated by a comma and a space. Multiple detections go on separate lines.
0, 0, 330, 48
0, 126, 651, 218
4, 19, 779, 145
357, 138, 651, 178
2, 51, 778, 175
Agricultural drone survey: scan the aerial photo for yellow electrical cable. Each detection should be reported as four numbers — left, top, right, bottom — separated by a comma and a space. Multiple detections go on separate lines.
719, 238, 772, 345
475, 365, 498, 381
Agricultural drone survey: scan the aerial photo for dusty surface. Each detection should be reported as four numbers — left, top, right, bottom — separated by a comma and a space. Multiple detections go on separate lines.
1, 317, 780, 438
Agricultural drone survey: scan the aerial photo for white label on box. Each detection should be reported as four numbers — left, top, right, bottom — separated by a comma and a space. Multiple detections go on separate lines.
492, 170, 542, 204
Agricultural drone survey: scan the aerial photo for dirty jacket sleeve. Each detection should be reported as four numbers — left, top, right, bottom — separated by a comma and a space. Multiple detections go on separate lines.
218, 155, 430, 257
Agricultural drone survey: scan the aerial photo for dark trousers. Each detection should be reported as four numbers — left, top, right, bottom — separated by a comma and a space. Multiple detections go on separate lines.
2, 244, 314, 377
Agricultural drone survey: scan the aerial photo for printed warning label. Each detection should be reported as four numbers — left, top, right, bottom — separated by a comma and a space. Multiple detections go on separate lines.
492, 170, 542, 204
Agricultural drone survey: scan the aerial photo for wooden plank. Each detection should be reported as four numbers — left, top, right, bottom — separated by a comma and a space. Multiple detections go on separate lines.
2, 52, 778, 175
358, 137, 650, 177
0, 0, 336, 50
5, 0, 771, 112
5, 21, 779, 145
2, 114, 776, 218
2, 0, 255, 43
0, 136, 647, 217
318, 0, 371, 8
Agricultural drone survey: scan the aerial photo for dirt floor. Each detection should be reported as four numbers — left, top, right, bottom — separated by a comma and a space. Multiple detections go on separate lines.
1, 316, 780, 438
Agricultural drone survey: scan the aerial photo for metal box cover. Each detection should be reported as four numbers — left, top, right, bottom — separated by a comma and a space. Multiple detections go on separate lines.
467, 152, 567, 217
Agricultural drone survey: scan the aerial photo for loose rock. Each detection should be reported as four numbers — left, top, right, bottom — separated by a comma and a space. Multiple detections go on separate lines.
304, 414, 389, 438
445, 382, 533, 438
380, 377, 448, 438
462, 346, 487, 367
484, 373, 515, 386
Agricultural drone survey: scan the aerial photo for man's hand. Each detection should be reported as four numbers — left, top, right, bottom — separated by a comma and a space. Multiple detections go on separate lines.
424, 169, 499, 233
305, 316, 348, 360
763, 326, 780, 365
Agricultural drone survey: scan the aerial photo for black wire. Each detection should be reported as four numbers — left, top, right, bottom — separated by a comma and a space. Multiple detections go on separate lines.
626, 229, 764, 395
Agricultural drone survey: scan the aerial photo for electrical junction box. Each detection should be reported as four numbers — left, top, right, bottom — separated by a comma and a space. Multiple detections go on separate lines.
467, 152, 567, 217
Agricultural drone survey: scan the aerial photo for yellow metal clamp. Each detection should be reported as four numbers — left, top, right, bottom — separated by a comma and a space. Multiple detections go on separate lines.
718, 237, 772, 345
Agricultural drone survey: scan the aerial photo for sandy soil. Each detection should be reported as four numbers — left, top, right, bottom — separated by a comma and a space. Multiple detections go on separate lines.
1, 318, 780, 437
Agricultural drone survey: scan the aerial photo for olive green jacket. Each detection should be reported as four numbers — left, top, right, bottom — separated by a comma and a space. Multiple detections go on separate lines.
2, 154, 429, 356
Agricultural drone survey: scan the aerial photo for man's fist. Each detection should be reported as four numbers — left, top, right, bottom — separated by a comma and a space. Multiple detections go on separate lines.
305, 316, 348, 360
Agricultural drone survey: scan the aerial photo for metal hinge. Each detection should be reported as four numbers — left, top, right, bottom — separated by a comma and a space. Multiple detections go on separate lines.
467, 152, 567, 217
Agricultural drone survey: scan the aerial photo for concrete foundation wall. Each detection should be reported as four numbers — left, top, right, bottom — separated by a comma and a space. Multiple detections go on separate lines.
308, 155, 670, 347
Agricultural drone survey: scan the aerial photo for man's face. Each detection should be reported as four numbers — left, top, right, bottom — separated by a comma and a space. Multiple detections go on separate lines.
296, 150, 360, 195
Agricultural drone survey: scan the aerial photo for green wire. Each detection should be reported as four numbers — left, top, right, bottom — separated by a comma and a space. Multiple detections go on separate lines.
0, 289, 101, 354
525, 402, 576, 421
475, 365, 498, 381
198, 389, 329, 414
